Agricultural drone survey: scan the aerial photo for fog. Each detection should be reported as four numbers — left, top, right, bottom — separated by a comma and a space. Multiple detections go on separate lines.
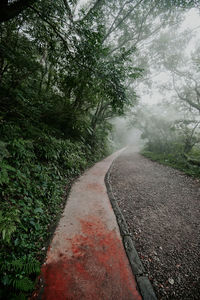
111, 7, 200, 154
110, 117, 144, 151
59, 0, 200, 155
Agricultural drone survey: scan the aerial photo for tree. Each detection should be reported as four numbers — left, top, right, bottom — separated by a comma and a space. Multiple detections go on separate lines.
133, 104, 200, 156
1, 1, 141, 297
174, 119, 200, 153
151, 27, 200, 114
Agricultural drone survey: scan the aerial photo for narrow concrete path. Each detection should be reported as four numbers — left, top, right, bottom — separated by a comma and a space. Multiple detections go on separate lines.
36, 150, 142, 300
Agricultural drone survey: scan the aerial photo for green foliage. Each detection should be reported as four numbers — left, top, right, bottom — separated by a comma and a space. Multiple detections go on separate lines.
135, 104, 200, 178
2, 257, 40, 275
1, 256, 40, 299
0, 1, 142, 298
135, 105, 200, 156
0, 209, 20, 243
142, 150, 200, 178
0, 120, 104, 299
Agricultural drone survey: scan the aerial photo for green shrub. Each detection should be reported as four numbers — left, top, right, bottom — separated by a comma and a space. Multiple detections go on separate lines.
0, 120, 108, 299
142, 150, 200, 178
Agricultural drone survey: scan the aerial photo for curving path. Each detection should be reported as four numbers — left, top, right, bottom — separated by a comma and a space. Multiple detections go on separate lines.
32, 149, 142, 300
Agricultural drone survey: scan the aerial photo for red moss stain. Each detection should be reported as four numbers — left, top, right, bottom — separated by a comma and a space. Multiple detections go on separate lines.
86, 183, 104, 193
40, 216, 142, 300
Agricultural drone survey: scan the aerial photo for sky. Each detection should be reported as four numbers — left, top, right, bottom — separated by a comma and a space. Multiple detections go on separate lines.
140, 8, 200, 105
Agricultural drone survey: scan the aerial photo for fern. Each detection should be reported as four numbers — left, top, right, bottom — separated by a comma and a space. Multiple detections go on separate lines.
1, 256, 41, 298
0, 140, 9, 161
1, 256, 40, 275
12, 258, 40, 275
10, 277, 35, 292
0, 209, 20, 243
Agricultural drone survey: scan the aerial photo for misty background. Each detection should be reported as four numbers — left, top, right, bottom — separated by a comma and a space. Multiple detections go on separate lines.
76, 0, 200, 169
108, 7, 200, 152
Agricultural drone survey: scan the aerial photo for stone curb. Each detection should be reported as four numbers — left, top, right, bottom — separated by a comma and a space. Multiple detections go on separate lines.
105, 159, 157, 300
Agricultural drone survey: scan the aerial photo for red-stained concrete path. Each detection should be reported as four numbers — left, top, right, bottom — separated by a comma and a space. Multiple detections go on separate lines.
33, 150, 142, 300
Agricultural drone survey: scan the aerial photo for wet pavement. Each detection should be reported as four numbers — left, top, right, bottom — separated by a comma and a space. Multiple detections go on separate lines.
33, 150, 142, 300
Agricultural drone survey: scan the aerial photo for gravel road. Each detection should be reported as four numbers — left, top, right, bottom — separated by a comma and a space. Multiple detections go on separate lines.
109, 148, 200, 300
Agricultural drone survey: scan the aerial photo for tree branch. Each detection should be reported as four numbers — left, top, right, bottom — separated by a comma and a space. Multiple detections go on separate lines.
78, 0, 104, 23
63, 0, 74, 23
103, 0, 144, 42
103, 0, 133, 42
29, 5, 71, 52
108, 0, 164, 54
173, 75, 200, 113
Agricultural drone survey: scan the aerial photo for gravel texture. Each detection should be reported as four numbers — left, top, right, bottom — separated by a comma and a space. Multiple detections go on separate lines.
109, 148, 200, 300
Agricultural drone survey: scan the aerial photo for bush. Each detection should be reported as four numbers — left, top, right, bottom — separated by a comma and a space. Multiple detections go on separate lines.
0, 118, 109, 299
142, 150, 200, 178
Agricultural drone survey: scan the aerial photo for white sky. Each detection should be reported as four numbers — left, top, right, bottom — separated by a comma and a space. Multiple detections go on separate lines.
181, 8, 200, 31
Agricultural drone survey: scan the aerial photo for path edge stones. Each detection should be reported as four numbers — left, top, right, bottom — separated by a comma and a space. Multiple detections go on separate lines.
105, 157, 157, 300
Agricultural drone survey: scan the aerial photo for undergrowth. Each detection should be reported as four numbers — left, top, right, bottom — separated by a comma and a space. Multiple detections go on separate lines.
0, 122, 109, 300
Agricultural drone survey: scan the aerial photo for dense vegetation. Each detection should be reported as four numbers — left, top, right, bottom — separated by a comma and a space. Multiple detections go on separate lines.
0, 0, 199, 299
0, 2, 140, 299
135, 104, 200, 178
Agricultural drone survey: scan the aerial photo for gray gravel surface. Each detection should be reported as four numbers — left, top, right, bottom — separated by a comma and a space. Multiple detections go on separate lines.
109, 148, 200, 300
